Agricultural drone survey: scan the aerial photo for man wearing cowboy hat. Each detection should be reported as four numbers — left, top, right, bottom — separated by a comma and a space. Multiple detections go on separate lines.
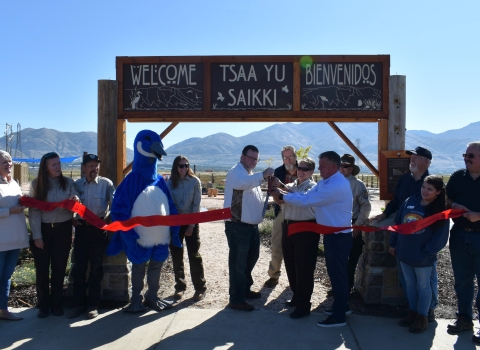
339, 154, 371, 293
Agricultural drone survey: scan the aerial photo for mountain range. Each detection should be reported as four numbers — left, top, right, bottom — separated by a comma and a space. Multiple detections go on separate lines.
1, 122, 478, 174
0, 128, 134, 162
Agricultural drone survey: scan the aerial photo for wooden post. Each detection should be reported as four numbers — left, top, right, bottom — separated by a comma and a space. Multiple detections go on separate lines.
98, 80, 119, 185
97, 79, 130, 302
388, 76, 406, 150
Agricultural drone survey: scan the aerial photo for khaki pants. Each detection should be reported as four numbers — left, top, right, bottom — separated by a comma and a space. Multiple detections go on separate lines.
267, 209, 285, 279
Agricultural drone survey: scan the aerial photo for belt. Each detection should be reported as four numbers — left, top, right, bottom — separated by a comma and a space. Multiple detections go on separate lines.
225, 221, 257, 227
42, 220, 71, 228
78, 218, 104, 226
284, 219, 316, 225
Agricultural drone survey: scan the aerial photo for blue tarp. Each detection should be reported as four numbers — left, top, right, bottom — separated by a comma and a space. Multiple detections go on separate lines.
12, 156, 81, 163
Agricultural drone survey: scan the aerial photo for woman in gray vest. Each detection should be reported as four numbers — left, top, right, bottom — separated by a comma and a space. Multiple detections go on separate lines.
167, 155, 207, 301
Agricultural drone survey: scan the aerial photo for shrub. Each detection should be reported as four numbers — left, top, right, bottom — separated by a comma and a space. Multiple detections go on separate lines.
11, 261, 36, 287
259, 219, 273, 236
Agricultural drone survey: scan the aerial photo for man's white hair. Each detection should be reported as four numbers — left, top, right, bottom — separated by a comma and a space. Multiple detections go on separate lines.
281, 145, 296, 158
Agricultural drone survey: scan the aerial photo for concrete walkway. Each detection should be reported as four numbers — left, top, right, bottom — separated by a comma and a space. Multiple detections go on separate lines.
1, 307, 477, 350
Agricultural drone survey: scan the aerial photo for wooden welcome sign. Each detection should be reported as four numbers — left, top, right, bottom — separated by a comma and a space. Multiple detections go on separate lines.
116, 55, 390, 122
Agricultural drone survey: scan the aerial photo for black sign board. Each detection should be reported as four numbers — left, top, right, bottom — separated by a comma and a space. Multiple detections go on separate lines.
300, 62, 383, 111
122, 63, 204, 111
211, 63, 293, 111
387, 158, 410, 193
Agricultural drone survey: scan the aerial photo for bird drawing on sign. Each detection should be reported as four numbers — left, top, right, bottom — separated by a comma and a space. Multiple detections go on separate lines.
217, 92, 225, 102
131, 91, 142, 110
282, 85, 289, 93
187, 90, 193, 94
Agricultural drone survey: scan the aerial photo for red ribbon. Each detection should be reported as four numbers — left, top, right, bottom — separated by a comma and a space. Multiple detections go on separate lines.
287, 209, 465, 237
20, 197, 232, 232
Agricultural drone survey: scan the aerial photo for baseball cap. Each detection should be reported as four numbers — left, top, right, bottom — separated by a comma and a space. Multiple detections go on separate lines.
406, 146, 432, 160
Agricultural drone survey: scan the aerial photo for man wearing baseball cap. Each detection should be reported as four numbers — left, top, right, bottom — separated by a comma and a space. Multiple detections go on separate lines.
68, 154, 115, 319
370, 146, 437, 321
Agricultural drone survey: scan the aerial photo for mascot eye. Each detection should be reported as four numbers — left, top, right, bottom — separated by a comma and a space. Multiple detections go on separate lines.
145, 136, 151, 141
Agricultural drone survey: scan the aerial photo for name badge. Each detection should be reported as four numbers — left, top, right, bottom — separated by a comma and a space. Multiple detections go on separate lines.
407, 206, 415, 209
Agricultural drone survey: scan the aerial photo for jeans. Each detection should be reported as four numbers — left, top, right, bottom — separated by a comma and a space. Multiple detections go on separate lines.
282, 221, 319, 311
397, 258, 438, 310
225, 222, 260, 304
324, 232, 353, 322
400, 262, 433, 317
449, 226, 480, 321
0, 249, 20, 309
71, 224, 108, 307
169, 224, 206, 292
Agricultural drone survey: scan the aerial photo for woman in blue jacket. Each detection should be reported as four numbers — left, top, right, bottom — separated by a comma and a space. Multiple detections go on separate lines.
392, 175, 449, 333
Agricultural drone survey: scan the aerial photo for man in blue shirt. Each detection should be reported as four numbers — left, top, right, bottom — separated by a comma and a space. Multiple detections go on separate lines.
271, 151, 353, 327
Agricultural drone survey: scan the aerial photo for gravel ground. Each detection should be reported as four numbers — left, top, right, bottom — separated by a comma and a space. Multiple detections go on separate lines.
9, 194, 471, 320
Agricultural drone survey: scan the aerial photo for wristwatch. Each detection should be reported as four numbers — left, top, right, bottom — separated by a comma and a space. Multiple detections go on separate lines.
279, 193, 284, 201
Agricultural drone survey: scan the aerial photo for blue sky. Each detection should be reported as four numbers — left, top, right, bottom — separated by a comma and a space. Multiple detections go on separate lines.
1, 0, 478, 149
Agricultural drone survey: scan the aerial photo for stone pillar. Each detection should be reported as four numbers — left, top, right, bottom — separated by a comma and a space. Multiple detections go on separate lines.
356, 75, 407, 305
356, 228, 405, 305
101, 247, 131, 301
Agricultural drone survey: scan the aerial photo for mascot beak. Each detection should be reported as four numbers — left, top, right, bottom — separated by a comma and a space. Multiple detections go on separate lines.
150, 142, 167, 160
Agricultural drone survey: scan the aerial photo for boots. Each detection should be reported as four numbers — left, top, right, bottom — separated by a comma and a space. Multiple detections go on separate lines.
409, 314, 428, 333
399, 310, 417, 327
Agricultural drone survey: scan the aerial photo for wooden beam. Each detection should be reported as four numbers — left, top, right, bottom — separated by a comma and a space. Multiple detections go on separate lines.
116, 119, 126, 184
327, 121, 379, 177
122, 122, 179, 175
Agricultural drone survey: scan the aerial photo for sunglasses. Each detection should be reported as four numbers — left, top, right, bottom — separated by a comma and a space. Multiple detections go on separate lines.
341, 164, 353, 168
297, 166, 313, 172
282, 156, 295, 160
463, 153, 477, 159
178, 164, 189, 169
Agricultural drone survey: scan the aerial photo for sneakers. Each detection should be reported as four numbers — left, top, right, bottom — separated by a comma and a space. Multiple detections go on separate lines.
245, 290, 262, 299
0, 310, 23, 321
317, 315, 346, 328
174, 290, 184, 300
264, 278, 279, 288
323, 308, 352, 316
399, 310, 417, 327
289, 308, 310, 319
67, 306, 87, 319
409, 314, 428, 334
427, 309, 435, 323
87, 307, 99, 319
228, 302, 255, 311
193, 289, 207, 301
447, 315, 474, 333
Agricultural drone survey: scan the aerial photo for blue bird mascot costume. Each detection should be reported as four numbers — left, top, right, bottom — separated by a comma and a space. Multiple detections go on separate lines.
107, 130, 181, 312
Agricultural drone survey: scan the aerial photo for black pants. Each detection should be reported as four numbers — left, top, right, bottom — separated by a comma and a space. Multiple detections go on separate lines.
30, 220, 73, 311
347, 218, 364, 290
282, 220, 320, 311
169, 224, 206, 292
71, 222, 108, 307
